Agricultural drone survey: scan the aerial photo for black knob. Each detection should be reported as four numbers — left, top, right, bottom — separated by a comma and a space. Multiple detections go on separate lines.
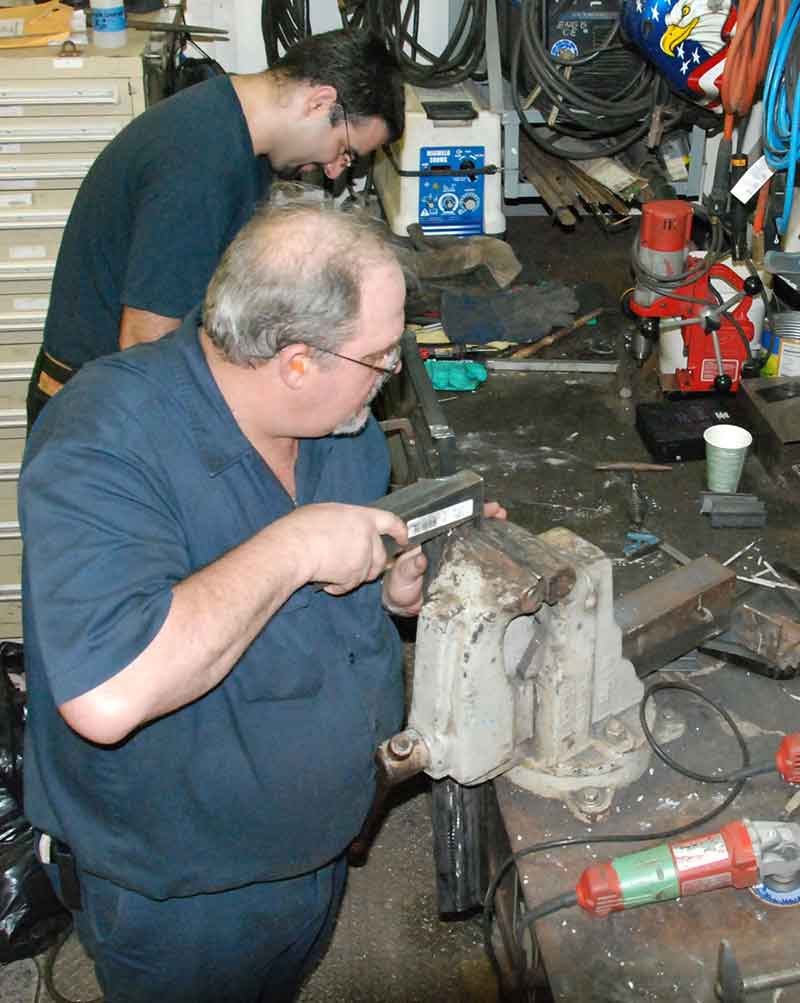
743, 274, 763, 296
714, 373, 733, 393
704, 314, 722, 332
641, 316, 660, 338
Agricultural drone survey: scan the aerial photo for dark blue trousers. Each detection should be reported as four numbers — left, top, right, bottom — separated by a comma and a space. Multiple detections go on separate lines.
42, 854, 347, 1003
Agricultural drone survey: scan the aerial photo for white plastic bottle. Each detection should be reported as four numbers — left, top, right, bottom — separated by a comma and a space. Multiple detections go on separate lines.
90, 0, 127, 49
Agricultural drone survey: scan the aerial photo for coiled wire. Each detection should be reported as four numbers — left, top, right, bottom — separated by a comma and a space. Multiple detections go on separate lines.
510, 0, 677, 158
763, 0, 800, 233
340, 0, 486, 88
262, 0, 312, 66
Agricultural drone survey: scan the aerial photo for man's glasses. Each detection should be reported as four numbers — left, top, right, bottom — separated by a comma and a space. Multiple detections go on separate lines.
313, 344, 401, 376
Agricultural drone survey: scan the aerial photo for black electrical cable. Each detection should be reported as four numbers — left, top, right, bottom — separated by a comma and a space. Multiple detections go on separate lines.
372, 0, 487, 88
639, 681, 775, 783
508, 0, 670, 158
483, 679, 753, 986
515, 891, 578, 941
261, 0, 311, 66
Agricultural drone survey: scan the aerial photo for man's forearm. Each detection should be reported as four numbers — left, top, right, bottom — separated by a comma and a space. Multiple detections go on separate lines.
59, 517, 311, 745
119, 305, 181, 350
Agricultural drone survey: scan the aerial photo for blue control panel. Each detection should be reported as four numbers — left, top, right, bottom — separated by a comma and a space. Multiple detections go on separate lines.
418, 145, 485, 236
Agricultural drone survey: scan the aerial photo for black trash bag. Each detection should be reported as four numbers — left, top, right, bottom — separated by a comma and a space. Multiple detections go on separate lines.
0, 642, 71, 962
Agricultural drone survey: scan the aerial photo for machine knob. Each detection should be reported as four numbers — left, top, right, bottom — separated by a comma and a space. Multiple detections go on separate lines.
438, 192, 459, 213
704, 313, 722, 332
462, 194, 479, 212
640, 316, 660, 338
714, 373, 733, 393
743, 275, 763, 296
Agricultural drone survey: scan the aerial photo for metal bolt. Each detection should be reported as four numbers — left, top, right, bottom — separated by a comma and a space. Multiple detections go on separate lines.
605, 718, 625, 739
388, 732, 415, 760
580, 787, 601, 806
662, 709, 674, 721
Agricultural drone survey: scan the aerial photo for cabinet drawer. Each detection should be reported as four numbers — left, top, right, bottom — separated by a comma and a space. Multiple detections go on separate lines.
0, 229, 61, 281
0, 189, 74, 230
0, 343, 40, 367
0, 427, 24, 466
0, 361, 32, 411
0, 78, 134, 118
0, 283, 49, 339
0, 590, 21, 640
0, 116, 128, 147
0, 532, 21, 589
0, 152, 95, 190
0, 464, 19, 525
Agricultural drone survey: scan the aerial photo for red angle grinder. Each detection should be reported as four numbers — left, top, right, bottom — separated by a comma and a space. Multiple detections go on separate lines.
577, 734, 800, 916
627, 200, 763, 393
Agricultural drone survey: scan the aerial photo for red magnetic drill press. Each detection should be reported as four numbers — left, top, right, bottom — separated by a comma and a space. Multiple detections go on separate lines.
627, 200, 762, 393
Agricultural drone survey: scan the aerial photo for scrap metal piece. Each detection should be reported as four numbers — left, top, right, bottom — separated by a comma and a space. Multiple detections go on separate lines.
716, 939, 800, 1001
700, 492, 767, 528
729, 604, 800, 673
615, 556, 737, 676
486, 359, 618, 374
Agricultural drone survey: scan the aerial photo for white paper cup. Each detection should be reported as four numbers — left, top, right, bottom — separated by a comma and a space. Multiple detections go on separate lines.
703, 424, 752, 493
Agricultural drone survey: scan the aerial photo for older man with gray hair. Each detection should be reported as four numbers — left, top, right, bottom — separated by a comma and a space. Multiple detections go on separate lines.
18, 200, 428, 1003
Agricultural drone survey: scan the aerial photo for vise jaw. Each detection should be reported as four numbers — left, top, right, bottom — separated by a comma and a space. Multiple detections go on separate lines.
380, 520, 653, 819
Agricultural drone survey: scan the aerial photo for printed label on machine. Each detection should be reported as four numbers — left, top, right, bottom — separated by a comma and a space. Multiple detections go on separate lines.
700, 358, 739, 383
672, 834, 730, 871
419, 144, 485, 237
407, 499, 474, 541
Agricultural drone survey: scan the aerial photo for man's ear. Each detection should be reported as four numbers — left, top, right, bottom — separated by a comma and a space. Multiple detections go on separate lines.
304, 84, 338, 120
280, 345, 311, 388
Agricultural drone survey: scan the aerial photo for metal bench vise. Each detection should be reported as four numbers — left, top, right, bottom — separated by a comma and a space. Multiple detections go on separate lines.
378, 519, 654, 820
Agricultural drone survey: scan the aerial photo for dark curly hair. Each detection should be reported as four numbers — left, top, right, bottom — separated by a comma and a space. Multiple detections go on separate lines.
270, 30, 405, 144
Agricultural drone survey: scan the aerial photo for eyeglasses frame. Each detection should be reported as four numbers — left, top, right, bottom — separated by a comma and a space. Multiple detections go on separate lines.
312, 344, 401, 376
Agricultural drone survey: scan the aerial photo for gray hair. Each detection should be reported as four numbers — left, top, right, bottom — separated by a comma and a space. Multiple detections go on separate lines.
203, 199, 400, 366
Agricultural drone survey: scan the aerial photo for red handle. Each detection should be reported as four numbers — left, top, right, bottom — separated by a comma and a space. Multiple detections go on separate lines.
777, 734, 800, 784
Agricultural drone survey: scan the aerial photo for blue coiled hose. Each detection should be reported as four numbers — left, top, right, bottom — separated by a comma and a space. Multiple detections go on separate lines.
763, 0, 800, 234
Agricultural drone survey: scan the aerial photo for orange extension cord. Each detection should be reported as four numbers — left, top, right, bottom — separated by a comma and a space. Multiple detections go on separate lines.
720, 0, 788, 140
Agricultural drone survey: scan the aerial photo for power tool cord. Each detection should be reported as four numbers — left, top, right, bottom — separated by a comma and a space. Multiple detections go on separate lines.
482, 680, 752, 988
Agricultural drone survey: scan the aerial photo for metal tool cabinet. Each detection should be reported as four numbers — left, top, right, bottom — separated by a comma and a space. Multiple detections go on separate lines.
0, 32, 149, 638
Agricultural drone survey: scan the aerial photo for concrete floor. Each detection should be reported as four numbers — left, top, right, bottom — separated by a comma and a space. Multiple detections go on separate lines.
4, 215, 799, 1001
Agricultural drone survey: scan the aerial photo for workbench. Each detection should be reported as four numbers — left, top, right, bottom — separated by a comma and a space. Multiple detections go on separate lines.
417, 295, 800, 1001
492, 662, 800, 1002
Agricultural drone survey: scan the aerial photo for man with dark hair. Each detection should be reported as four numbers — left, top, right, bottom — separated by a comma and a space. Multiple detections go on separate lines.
26, 29, 405, 429
20, 200, 422, 1002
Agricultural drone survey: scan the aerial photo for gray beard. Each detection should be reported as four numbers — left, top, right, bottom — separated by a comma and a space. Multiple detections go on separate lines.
332, 369, 393, 437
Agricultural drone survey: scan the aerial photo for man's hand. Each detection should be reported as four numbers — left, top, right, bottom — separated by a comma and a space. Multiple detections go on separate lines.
382, 499, 507, 617
383, 546, 427, 616
286, 503, 408, 596
484, 500, 507, 521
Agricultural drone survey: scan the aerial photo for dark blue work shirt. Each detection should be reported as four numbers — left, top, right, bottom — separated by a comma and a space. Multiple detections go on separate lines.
42, 75, 271, 369
19, 308, 403, 899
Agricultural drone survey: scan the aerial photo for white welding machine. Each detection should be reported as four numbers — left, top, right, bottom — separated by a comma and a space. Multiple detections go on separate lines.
373, 83, 505, 238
